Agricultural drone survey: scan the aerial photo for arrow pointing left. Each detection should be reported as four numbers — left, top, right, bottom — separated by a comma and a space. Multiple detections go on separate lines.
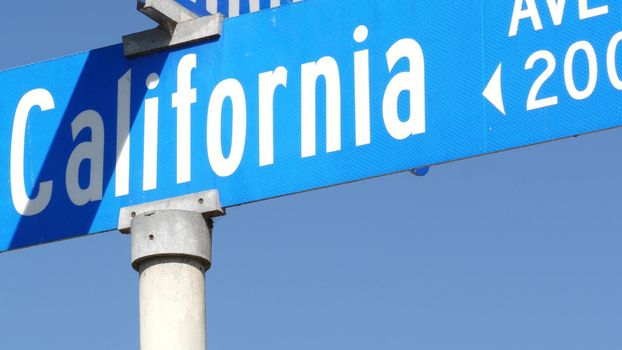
483, 64, 506, 116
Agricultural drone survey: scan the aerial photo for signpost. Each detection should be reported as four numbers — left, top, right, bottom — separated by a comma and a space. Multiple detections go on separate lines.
0, 0, 620, 254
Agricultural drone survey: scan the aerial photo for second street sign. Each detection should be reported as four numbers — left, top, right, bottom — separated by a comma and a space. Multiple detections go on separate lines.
0, 0, 621, 251
175, 0, 300, 17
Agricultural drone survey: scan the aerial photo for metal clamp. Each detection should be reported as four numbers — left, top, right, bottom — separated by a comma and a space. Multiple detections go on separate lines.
118, 189, 225, 232
123, 0, 224, 57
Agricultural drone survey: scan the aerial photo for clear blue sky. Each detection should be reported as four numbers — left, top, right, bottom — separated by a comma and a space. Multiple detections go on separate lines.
1, 1, 621, 349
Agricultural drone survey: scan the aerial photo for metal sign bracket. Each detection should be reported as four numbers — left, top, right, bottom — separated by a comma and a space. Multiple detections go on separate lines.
123, 0, 224, 58
117, 189, 225, 233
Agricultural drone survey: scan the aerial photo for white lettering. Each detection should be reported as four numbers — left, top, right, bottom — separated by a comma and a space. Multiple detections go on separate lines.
115, 69, 131, 197
258, 67, 288, 166
65, 110, 104, 206
207, 0, 217, 14
10, 89, 55, 216
249, 0, 260, 12
509, 0, 543, 37
354, 25, 371, 147
608, 32, 622, 90
383, 39, 426, 140
546, 0, 566, 26
301, 57, 342, 158
143, 73, 160, 191
207, 79, 247, 177
526, 50, 558, 110
564, 41, 598, 100
172, 54, 197, 184
579, 0, 608, 20
229, 0, 240, 17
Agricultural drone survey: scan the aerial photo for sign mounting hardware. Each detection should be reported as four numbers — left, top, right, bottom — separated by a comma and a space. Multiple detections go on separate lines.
117, 190, 225, 232
123, 0, 224, 57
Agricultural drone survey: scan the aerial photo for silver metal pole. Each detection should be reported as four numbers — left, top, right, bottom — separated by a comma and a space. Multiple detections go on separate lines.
130, 210, 212, 350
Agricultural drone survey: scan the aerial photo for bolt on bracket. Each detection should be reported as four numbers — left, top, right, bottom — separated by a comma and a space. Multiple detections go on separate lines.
123, 0, 224, 58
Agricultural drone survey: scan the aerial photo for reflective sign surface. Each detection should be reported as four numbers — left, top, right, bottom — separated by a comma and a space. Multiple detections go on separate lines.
0, 0, 621, 251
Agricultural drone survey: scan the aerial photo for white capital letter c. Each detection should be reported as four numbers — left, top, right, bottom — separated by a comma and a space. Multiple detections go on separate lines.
11, 88, 55, 216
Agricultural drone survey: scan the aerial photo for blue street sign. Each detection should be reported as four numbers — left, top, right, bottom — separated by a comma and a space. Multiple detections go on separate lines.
1, 0, 621, 252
